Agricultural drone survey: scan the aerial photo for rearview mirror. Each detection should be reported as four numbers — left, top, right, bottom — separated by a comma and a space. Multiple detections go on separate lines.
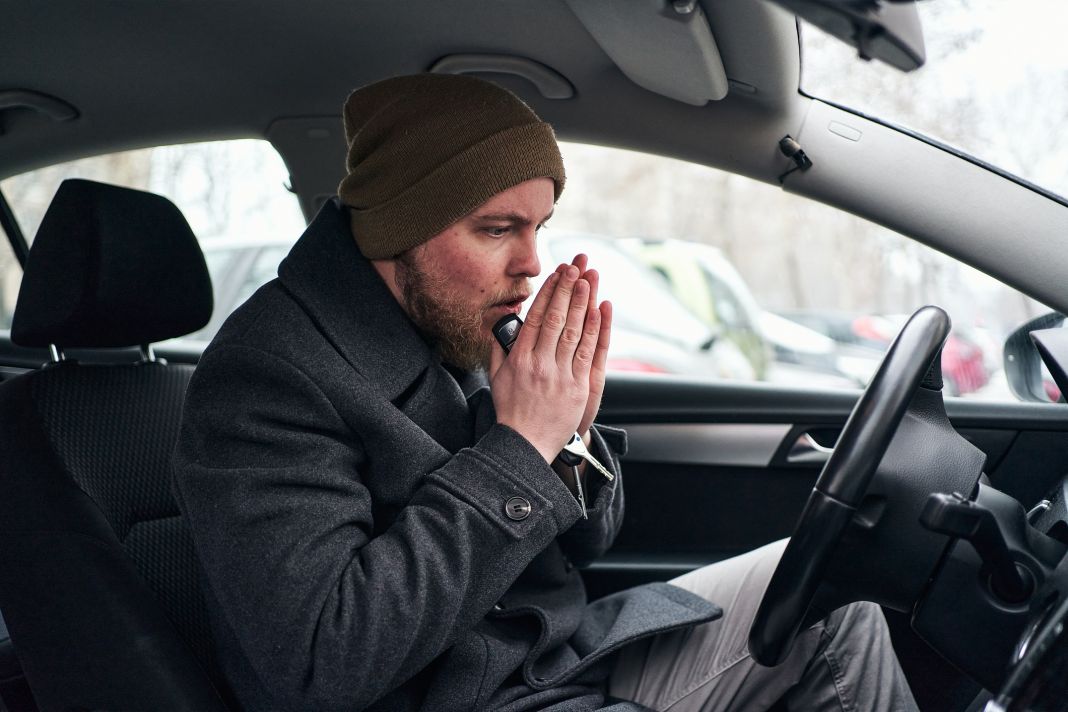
1004, 312, 1066, 403
767, 0, 926, 72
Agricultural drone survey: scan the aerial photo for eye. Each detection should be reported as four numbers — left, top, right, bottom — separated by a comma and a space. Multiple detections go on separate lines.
485, 226, 510, 238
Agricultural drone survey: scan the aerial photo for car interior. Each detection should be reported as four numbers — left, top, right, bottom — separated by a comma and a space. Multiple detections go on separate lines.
2, 1, 1068, 711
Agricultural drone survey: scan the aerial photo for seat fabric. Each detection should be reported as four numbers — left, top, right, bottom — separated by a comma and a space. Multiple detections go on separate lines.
0, 179, 228, 711
31, 362, 218, 671
0, 362, 230, 711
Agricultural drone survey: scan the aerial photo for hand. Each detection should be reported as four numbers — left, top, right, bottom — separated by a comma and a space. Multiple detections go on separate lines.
568, 254, 612, 437
490, 264, 603, 464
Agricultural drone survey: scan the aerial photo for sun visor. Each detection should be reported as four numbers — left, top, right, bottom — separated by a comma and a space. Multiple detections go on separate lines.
564, 0, 728, 106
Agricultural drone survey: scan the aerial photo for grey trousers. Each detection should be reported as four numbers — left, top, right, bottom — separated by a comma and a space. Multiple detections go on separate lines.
608, 539, 919, 712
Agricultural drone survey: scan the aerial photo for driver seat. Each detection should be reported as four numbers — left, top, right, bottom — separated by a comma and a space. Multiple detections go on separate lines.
0, 179, 230, 710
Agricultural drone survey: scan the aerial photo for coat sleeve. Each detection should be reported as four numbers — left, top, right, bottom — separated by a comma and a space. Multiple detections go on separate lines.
557, 424, 627, 568
172, 344, 583, 711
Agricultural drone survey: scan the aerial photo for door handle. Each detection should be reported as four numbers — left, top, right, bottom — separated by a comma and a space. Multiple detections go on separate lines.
786, 432, 834, 465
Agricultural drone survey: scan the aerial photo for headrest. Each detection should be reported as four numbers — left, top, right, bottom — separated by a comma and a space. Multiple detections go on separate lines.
11, 179, 213, 348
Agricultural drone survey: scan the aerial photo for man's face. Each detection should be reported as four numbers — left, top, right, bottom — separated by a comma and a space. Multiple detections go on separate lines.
394, 177, 554, 370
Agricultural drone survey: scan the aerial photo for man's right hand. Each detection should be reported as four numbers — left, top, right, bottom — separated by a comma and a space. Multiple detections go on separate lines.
490, 264, 603, 464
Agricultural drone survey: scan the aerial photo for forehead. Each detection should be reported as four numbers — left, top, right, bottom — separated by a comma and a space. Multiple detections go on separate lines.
466, 177, 556, 220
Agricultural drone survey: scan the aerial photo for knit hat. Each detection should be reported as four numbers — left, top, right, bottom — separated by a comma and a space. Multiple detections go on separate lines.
338, 74, 566, 259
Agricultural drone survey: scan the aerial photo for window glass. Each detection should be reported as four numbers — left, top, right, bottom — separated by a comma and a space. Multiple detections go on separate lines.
548, 141, 1050, 400
801, 0, 1068, 201
0, 139, 306, 338
0, 232, 18, 331
2, 138, 1051, 403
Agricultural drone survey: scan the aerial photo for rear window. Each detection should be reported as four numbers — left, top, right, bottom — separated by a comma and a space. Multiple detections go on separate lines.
0, 139, 306, 337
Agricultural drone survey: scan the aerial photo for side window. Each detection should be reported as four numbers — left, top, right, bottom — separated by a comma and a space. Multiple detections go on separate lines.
0, 139, 306, 342
0, 236, 18, 331
549, 141, 1050, 401
234, 245, 293, 308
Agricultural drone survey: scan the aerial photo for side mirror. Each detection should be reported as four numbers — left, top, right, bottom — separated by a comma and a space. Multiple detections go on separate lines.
1004, 312, 1066, 402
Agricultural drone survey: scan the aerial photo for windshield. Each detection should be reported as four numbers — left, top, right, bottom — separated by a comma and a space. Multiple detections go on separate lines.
801, 0, 1068, 202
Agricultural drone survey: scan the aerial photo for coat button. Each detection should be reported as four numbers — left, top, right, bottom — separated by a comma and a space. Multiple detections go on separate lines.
505, 496, 532, 520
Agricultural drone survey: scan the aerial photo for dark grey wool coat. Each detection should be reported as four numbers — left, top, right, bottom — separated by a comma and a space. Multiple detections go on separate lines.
172, 198, 720, 712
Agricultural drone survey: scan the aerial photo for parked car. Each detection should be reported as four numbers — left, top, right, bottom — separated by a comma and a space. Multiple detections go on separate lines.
617, 238, 771, 379
190, 239, 295, 343
540, 233, 756, 380
193, 234, 758, 380
780, 310, 990, 396
3, 1, 1068, 710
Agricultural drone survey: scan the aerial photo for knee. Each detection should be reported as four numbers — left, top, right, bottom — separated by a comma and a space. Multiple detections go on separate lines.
826, 600, 889, 642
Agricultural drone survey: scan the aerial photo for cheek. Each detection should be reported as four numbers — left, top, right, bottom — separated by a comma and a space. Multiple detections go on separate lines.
456, 260, 504, 299
432, 235, 508, 302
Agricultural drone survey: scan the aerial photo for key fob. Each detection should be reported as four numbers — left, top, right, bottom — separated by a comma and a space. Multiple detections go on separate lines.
558, 435, 584, 466
492, 314, 523, 354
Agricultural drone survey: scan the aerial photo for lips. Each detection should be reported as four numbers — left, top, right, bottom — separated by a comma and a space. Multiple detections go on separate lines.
486, 295, 529, 320
494, 294, 529, 311
496, 300, 523, 314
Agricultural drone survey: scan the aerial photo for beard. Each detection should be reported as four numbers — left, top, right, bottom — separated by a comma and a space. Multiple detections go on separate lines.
395, 246, 528, 372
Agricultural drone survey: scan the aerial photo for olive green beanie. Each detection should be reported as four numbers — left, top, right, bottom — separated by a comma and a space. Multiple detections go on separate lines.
338, 74, 566, 259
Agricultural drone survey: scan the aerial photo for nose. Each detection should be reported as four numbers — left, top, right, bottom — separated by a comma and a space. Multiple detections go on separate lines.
508, 230, 541, 279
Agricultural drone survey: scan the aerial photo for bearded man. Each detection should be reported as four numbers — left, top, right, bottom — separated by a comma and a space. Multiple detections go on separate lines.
172, 74, 917, 711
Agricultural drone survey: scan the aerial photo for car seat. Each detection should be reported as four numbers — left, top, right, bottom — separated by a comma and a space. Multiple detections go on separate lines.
0, 179, 230, 710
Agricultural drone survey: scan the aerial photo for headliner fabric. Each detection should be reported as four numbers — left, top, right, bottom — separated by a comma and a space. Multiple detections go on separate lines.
11, 178, 213, 348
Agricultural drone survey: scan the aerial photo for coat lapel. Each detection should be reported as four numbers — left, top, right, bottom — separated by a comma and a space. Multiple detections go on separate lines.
465, 383, 497, 443
277, 198, 480, 454
278, 197, 430, 403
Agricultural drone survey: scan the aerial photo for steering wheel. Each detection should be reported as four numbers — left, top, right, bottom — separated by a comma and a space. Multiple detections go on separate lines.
748, 305, 951, 666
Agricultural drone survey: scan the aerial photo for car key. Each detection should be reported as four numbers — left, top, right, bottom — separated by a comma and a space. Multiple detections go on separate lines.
561, 433, 614, 482
492, 314, 614, 487
570, 465, 588, 520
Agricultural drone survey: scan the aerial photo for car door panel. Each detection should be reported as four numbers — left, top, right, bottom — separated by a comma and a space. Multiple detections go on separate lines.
585, 374, 1068, 600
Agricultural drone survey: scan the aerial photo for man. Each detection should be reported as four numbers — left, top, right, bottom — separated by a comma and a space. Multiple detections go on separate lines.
173, 74, 916, 711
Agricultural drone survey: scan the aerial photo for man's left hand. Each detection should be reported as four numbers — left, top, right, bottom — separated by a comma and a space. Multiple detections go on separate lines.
569, 253, 612, 438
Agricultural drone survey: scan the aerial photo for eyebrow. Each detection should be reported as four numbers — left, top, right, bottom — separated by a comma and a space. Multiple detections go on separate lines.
472, 209, 554, 224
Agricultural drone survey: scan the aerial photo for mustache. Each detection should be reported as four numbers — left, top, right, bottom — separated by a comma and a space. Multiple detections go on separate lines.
484, 281, 532, 309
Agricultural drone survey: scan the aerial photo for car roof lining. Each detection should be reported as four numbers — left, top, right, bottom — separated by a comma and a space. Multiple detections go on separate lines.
8, 0, 1066, 315
0, 1, 802, 185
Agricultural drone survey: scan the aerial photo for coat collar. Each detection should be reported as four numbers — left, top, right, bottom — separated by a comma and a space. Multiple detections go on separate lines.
278, 197, 433, 402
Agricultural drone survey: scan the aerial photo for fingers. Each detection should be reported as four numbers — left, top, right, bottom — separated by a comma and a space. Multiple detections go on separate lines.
514, 271, 558, 352
577, 301, 611, 435
557, 278, 590, 365
534, 265, 580, 358
573, 305, 601, 380
582, 268, 599, 311
570, 254, 599, 310
592, 300, 612, 378
509, 259, 601, 374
